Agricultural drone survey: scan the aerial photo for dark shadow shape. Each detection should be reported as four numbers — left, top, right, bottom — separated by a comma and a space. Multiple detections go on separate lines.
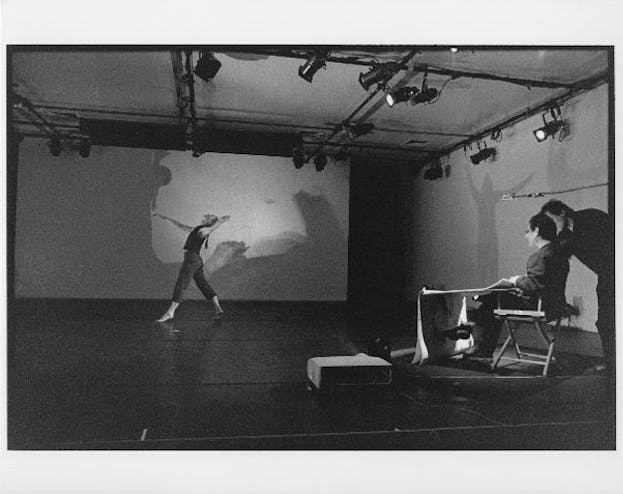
466, 172, 534, 286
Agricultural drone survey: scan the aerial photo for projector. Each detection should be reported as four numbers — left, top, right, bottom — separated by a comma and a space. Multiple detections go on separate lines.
307, 354, 392, 391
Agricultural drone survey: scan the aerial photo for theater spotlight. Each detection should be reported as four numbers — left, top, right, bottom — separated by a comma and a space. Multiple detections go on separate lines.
49, 135, 62, 156
194, 52, 222, 82
423, 163, 443, 180
385, 86, 419, 108
469, 142, 496, 164
533, 106, 565, 142
410, 87, 438, 105
347, 122, 375, 139
79, 137, 91, 158
292, 147, 306, 169
298, 49, 330, 83
359, 62, 399, 91
313, 153, 327, 172
533, 120, 565, 142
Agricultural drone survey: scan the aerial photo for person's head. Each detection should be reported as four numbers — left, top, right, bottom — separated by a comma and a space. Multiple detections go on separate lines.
201, 214, 219, 227
525, 213, 557, 247
540, 199, 575, 232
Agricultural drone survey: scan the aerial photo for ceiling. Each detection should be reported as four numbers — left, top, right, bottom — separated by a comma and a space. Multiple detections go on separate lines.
8, 46, 610, 163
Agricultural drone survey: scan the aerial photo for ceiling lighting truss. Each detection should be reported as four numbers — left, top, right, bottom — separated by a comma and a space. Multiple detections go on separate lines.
10, 92, 93, 157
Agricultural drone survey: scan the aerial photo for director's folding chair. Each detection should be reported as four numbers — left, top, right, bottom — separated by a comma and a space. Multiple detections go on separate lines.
491, 297, 572, 376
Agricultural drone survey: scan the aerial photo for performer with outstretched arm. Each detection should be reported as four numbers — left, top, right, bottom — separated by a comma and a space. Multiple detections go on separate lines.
154, 212, 230, 322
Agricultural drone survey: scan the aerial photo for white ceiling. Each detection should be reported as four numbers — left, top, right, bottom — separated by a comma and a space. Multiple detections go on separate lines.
9, 46, 609, 162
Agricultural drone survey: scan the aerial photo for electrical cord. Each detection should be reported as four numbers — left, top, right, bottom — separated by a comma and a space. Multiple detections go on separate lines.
428, 76, 455, 104
399, 391, 506, 426
501, 182, 608, 200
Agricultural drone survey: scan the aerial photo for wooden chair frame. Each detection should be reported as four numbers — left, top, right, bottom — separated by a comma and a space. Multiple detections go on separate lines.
492, 297, 569, 376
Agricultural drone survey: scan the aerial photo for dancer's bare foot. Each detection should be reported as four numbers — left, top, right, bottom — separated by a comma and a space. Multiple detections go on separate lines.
156, 312, 174, 322
213, 310, 224, 320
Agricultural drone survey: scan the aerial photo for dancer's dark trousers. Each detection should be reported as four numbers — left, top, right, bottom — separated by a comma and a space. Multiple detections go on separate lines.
172, 251, 216, 302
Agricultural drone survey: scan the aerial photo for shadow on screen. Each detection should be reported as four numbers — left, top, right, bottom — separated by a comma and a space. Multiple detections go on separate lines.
206, 190, 348, 300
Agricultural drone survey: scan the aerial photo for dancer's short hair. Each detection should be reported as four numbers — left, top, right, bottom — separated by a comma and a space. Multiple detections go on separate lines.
204, 214, 219, 227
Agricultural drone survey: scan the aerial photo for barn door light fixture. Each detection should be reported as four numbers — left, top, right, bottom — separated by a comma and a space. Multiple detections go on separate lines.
298, 49, 330, 83
533, 105, 566, 142
194, 51, 222, 82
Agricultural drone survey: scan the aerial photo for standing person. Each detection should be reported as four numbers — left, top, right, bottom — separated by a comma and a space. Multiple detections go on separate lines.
154, 212, 230, 322
541, 200, 614, 374
468, 213, 570, 359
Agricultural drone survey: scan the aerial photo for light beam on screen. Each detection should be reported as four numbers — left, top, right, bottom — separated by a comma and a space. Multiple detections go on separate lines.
150, 152, 349, 265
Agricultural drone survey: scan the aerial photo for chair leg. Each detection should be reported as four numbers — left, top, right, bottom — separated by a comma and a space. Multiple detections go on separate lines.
542, 319, 562, 376
543, 341, 555, 376
509, 325, 522, 358
492, 320, 514, 372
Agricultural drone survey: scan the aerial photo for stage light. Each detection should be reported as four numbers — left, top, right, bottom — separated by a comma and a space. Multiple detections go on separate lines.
385, 86, 419, 108
292, 147, 306, 169
410, 87, 438, 105
358, 62, 399, 91
450, 47, 459, 53
313, 153, 327, 171
49, 135, 62, 156
79, 138, 91, 158
423, 164, 443, 180
533, 106, 565, 142
298, 49, 330, 83
348, 122, 375, 139
533, 120, 565, 142
469, 144, 496, 164
194, 52, 222, 82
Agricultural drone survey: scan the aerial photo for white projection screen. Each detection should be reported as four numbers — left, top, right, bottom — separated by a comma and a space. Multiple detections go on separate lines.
14, 139, 350, 300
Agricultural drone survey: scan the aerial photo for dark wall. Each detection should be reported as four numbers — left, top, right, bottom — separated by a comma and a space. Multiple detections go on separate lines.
347, 159, 417, 318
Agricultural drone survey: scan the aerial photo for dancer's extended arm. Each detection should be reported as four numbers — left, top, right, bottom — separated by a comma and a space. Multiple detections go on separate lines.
153, 212, 194, 233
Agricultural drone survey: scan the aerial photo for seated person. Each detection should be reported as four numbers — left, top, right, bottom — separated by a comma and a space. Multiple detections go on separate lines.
468, 213, 570, 359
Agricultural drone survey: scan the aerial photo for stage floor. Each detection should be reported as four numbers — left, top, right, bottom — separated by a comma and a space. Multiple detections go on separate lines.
7, 299, 615, 449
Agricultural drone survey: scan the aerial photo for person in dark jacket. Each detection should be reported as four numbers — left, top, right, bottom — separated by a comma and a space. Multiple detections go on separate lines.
541, 199, 614, 374
155, 212, 230, 322
468, 213, 570, 358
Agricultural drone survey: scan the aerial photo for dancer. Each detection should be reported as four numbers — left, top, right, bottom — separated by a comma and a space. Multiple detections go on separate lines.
155, 212, 230, 322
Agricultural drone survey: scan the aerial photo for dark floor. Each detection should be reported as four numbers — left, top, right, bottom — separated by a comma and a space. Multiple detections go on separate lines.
7, 299, 616, 450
